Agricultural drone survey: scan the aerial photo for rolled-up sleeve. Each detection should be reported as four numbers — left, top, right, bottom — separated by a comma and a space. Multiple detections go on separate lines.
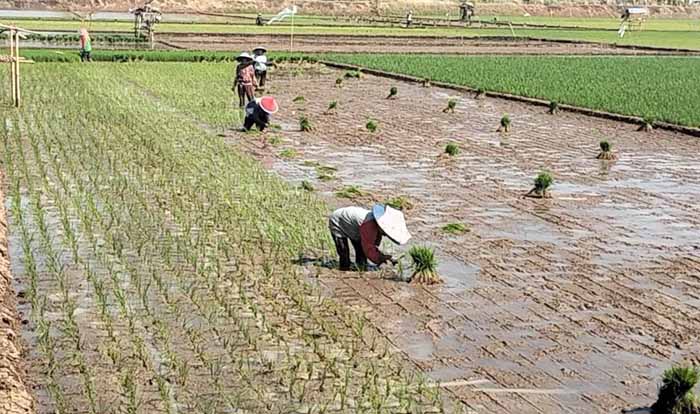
360, 220, 384, 264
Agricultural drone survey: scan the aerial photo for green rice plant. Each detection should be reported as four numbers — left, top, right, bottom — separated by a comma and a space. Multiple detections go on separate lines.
279, 148, 298, 158
386, 87, 398, 99
299, 116, 313, 132
422, 78, 431, 88
548, 101, 559, 114
652, 365, 700, 414
366, 119, 379, 133
336, 185, 365, 199
293, 95, 306, 103
325, 100, 338, 114
639, 116, 655, 132
474, 88, 485, 99
268, 135, 283, 146
442, 223, 469, 234
498, 114, 511, 133
303, 160, 321, 167
384, 196, 413, 211
597, 140, 616, 160
300, 180, 315, 192
444, 142, 460, 156
442, 98, 457, 114
344, 70, 361, 79
408, 246, 442, 285
526, 171, 554, 198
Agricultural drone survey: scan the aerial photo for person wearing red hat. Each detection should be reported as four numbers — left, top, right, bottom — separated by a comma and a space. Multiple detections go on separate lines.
243, 96, 278, 132
328, 204, 411, 271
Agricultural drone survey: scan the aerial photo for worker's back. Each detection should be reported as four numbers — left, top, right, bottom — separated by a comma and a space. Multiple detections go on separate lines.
329, 207, 372, 241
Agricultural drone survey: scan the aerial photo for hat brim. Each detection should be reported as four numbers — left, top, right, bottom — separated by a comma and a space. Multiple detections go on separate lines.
253, 47, 267, 53
373, 204, 411, 245
258, 96, 279, 114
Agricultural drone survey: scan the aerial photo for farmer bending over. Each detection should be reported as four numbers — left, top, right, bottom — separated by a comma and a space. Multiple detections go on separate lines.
79, 28, 92, 62
328, 204, 411, 271
233, 52, 257, 108
243, 96, 278, 131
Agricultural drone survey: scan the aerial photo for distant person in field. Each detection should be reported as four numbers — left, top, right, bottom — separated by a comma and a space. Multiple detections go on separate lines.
405, 10, 413, 27
243, 96, 278, 132
328, 204, 411, 271
253, 46, 268, 90
256, 13, 264, 25
233, 52, 257, 108
79, 28, 92, 62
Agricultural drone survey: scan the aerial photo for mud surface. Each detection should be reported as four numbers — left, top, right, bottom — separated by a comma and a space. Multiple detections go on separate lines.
226, 64, 700, 413
0, 172, 34, 414
164, 34, 697, 55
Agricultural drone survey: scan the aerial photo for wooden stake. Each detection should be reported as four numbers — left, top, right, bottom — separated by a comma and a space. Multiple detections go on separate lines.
9, 28, 16, 105
14, 30, 20, 107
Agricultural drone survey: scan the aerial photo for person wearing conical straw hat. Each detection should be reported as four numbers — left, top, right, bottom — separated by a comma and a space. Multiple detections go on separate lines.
328, 204, 411, 271
232, 52, 257, 108
243, 96, 278, 132
252, 46, 269, 90
79, 28, 92, 62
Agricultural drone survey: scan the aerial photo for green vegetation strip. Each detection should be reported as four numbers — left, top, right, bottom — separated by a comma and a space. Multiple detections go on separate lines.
320, 54, 700, 128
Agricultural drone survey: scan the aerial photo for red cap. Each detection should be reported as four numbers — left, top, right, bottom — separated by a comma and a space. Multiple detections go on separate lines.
259, 96, 279, 114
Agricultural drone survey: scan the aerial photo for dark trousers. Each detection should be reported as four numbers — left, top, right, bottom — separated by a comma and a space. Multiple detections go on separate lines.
256, 71, 267, 87
80, 50, 92, 62
237, 84, 255, 108
333, 236, 367, 271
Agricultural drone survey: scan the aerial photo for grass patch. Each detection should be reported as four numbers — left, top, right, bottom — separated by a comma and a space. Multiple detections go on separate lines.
279, 148, 298, 158
384, 196, 413, 211
442, 223, 469, 234
335, 185, 366, 199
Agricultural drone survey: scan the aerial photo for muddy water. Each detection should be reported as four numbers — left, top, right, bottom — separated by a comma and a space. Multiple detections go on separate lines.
226, 65, 700, 414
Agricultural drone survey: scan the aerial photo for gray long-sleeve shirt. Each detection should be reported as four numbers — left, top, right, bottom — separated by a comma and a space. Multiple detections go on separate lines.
328, 207, 372, 241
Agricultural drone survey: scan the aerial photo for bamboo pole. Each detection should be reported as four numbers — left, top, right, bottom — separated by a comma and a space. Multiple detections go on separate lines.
14, 30, 20, 107
9, 28, 16, 105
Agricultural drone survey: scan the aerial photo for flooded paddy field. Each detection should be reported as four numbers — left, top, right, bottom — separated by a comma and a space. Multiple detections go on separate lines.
225, 64, 700, 413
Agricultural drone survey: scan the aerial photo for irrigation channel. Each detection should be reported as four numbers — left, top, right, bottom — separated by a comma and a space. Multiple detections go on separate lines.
222, 63, 700, 413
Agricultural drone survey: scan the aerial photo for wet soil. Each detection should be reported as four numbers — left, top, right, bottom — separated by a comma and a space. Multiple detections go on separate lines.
224, 64, 700, 413
163, 34, 699, 55
0, 172, 34, 414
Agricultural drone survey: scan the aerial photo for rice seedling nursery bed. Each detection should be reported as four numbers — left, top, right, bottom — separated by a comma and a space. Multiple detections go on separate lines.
2, 57, 699, 414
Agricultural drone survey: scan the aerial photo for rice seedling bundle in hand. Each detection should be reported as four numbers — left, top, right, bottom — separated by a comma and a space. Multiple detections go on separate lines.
387, 87, 398, 99
445, 142, 460, 156
525, 171, 553, 198
443, 98, 457, 114
409, 246, 442, 285
651, 365, 700, 414
299, 116, 313, 132
366, 119, 378, 133
497, 114, 511, 132
596, 140, 617, 160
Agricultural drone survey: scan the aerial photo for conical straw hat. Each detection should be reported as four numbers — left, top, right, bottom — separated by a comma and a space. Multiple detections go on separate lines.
372, 204, 411, 245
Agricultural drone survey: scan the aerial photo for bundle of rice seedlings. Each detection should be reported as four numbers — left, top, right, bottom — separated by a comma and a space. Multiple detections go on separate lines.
344, 70, 361, 79
335, 78, 343, 88
422, 78, 431, 88
366, 119, 378, 133
638, 116, 655, 132
442, 223, 469, 235
324, 100, 337, 115
596, 140, 617, 160
336, 185, 365, 199
497, 114, 511, 133
525, 171, 553, 198
279, 148, 298, 158
445, 142, 460, 156
409, 246, 442, 285
474, 88, 485, 99
299, 116, 313, 132
268, 135, 282, 146
442, 98, 457, 114
651, 365, 700, 414
385, 195, 413, 211
386, 87, 398, 99
300, 180, 314, 192
293, 95, 306, 103
548, 101, 559, 115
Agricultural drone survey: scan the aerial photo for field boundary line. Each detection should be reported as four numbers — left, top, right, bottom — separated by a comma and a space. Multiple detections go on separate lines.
318, 60, 700, 138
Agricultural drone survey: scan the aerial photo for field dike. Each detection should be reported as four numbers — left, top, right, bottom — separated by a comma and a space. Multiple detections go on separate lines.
0, 171, 34, 414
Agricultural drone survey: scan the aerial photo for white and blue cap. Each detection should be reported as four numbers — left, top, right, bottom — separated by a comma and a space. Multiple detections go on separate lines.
372, 204, 411, 245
